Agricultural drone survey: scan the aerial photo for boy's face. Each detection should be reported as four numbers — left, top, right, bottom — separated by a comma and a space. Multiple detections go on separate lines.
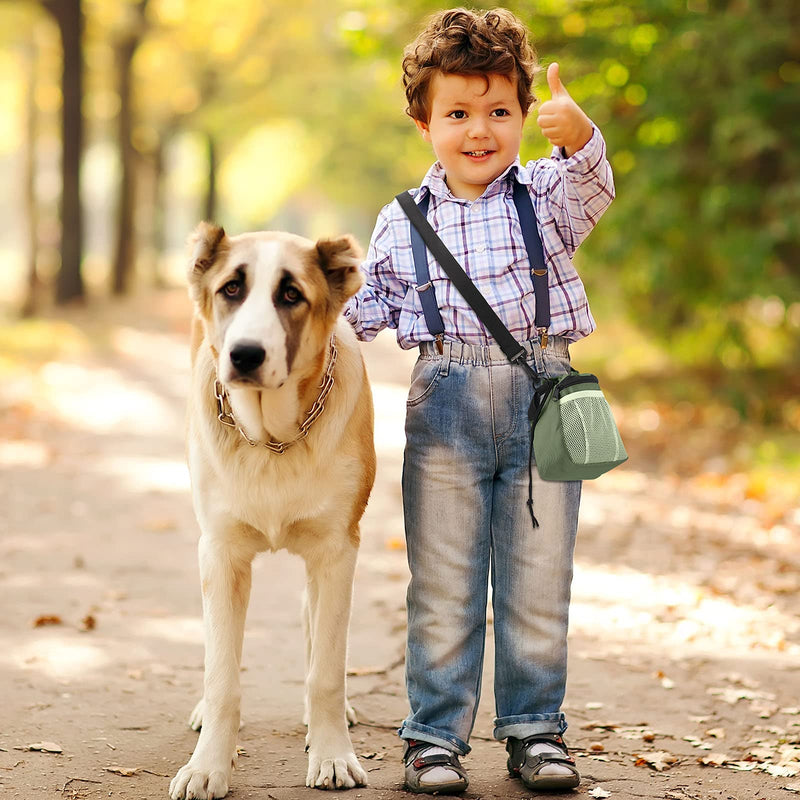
415, 72, 526, 201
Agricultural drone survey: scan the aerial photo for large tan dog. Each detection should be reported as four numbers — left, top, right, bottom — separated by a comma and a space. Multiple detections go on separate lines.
169, 223, 375, 799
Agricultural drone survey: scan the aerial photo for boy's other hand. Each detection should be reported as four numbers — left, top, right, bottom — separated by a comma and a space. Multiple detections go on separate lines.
537, 63, 593, 157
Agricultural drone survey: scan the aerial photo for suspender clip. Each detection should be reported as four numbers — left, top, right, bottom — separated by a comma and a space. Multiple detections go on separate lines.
434, 334, 444, 355
416, 281, 432, 293
538, 328, 549, 349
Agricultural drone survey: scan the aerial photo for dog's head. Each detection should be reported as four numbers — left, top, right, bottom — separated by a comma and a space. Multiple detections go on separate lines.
188, 222, 362, 389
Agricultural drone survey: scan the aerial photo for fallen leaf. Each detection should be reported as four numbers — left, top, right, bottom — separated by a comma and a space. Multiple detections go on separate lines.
784, 783, 800, 793
763, 763, 800, 777
642, 731, 656, 742
105, 766, 141, 776
634, 751, 678, 771
782, 708, 800, 716
589, 788, 611, 799
581, 721, 620, 731
699, 752, 729, 766
752, 701, 779, 719
707, 686, 776, 704
80, 614, 96, 632
32, 615, 62, 628
586, 701, 604, 710
705, 728, 726, 739
21, 741, 63, 753
727, 761, 758, 771
589, 742, 605, 752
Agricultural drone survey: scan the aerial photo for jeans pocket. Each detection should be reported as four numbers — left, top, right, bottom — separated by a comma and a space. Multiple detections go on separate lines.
407, 358, 442, 407
542, 349, 572, 379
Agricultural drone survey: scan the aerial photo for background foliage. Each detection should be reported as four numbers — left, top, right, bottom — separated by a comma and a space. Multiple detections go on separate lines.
0, 0, 798, 445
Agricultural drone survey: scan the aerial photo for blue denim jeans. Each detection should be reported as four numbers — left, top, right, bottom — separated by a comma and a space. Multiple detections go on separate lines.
399, 337, 581, 756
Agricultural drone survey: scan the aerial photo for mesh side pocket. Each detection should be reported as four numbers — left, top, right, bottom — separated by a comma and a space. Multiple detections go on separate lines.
559, 393, 625, 465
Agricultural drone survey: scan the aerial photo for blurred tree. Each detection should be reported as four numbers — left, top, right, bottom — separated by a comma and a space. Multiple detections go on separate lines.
111, 0, 148, 295
42, 0, 84, 304
20, 38, 41, 317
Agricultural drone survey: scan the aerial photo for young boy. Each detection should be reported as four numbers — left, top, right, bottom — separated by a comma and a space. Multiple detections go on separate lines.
344, 7, 614, 794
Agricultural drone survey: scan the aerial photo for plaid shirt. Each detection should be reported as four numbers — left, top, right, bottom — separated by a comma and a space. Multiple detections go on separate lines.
344, 125, 614, 348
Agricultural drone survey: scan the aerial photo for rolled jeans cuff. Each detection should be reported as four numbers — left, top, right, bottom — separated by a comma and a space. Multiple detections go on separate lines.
493, 713, 568, 741
399, 722, 470, 756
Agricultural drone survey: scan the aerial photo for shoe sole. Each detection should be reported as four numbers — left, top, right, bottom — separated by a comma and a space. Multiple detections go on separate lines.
404, 780, 469, 795
507, 759, 580, 792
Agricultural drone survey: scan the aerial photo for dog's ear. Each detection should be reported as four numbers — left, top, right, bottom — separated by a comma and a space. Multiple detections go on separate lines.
187, 222, 228, 307
316, 234, 363, 309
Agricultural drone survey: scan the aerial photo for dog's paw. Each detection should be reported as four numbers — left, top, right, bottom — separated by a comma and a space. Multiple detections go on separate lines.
345, 702, 358, 727
169, 761, 231, 800
306, 750, 367, 790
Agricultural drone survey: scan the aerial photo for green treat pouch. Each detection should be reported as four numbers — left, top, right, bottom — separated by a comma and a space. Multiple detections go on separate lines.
531, 371, 628, 481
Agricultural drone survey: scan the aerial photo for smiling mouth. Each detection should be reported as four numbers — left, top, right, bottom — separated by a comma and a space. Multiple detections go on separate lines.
465, 150, 493, 157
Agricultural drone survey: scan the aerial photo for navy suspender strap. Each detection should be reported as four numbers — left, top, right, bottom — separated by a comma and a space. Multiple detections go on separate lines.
408, 192, 446, 343
512, 182, 550, 344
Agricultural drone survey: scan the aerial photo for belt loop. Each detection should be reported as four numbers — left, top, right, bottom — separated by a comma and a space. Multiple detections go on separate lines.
440, 341, 452, 376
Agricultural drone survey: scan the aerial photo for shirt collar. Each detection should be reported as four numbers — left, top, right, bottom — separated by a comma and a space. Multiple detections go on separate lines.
419, 156, 530, 202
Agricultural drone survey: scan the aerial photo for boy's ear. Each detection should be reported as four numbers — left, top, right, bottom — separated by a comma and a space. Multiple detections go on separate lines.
414, 118, 432, 143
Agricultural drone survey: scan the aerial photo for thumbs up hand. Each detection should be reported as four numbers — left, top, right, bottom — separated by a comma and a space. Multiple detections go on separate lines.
537, 63, 593, 157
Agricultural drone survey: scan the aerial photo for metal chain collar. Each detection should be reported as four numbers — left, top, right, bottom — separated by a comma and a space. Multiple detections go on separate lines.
215, 336, 337, 455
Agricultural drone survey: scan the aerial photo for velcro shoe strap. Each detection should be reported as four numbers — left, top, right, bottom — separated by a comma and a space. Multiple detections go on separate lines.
413, 753, 460, 770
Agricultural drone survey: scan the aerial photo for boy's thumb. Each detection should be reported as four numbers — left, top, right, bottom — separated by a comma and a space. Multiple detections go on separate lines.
547, 62, 566, 97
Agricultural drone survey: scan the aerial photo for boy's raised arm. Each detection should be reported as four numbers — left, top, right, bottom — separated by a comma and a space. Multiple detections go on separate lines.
532, 63, 615, 257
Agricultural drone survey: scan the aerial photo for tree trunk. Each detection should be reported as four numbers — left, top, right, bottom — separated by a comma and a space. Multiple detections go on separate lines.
21, 40, 41, 318
204, 130, 217, 223
111, 36, 137, 295
45, 0, 84, 305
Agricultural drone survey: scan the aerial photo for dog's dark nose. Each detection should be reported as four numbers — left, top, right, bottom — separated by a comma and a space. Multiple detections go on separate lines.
230, 342, 266, 373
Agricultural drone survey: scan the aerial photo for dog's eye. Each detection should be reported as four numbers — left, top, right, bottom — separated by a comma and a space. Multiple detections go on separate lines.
221, 280, 242, 298
282, 286, 302, 305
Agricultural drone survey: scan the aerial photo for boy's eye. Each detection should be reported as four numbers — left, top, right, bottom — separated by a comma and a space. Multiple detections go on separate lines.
448, 110, 467, 119
492, 108, 511, 117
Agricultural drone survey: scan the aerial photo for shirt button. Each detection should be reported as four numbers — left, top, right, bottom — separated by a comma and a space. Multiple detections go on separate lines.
475, 244, 486, 253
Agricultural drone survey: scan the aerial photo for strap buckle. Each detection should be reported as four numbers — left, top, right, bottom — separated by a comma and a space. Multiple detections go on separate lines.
509, 346, 527, 363
415, 281, 432, 293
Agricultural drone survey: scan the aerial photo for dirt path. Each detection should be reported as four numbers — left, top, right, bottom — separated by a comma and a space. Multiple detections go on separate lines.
0, 291, 797, 800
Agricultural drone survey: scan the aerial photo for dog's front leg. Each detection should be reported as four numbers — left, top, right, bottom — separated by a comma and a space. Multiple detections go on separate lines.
170, 532, 253, 800
304, 539, 367, 790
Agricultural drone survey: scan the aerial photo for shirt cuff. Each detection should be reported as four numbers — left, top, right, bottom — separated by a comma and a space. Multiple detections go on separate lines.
343, 300, 362, 335
550, 123, 606, 176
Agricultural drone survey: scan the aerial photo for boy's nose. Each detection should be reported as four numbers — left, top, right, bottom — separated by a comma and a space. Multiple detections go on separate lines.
467, 117, 490, 138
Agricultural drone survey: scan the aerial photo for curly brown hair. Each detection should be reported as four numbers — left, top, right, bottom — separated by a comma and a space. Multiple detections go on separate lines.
402, 7, 539, 122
